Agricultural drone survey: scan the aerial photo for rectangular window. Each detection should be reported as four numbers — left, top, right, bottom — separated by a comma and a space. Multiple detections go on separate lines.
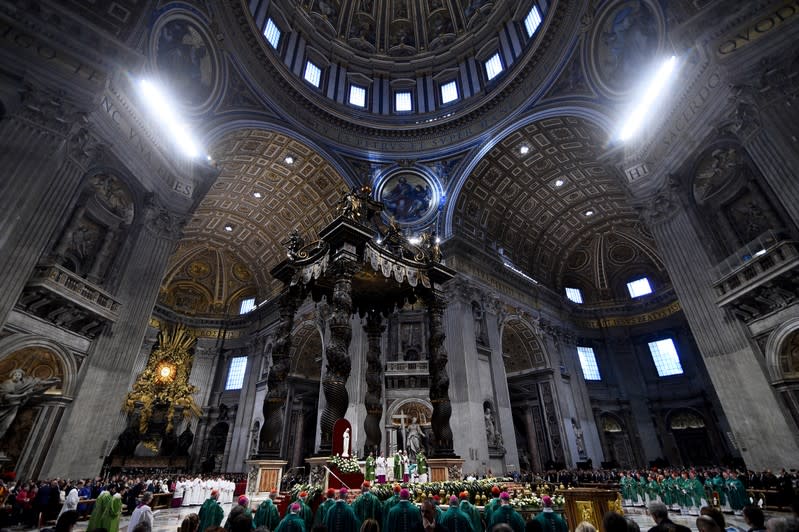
441, 80, 459, 104
627, 277, 653, 298
239, 297, 256, 315
304, 61, 322, 88
525, 5, 543, 38
577, 346, 601, 381
349, 85, 366, 107
395, 91, 412, 112
485, 53, 504, 81
264, 18, 281, 49
565, 287, 583, 304
648, 338, 684, 377
225, 356, 248, 390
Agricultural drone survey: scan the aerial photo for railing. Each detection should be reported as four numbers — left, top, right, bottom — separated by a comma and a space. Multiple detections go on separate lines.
711, 237, 799, 307
28, 263, 121, 321
385, 360, 429, 374
711, 230, 785, 280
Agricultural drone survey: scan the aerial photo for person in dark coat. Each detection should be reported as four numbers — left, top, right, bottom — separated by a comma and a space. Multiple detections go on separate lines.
646, 502, 691, 532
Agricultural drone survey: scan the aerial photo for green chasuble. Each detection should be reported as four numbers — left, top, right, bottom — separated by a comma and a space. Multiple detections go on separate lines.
275, 513, 306, 532
726, 478, 746, 510
353, 491, 382, 526
393, 453, 403, 480
416, 453, 427, 475
255, 499, 281, 530
104, 495, 123, 532
86, 493, 110, 532
199, 498, 225, 532
365, 455, 376, 481
488, 506, 526, 532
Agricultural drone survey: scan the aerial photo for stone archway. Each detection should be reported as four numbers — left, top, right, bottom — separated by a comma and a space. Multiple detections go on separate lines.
765, 319, 799, 432
667, 409, 713, 466
0, 335, 76, 479
598, 413, 635, 468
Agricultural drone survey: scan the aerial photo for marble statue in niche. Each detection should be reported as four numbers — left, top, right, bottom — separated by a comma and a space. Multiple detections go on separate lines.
0, 369, 60, 439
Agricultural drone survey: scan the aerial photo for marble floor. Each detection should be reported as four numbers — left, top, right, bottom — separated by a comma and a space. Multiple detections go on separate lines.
9, 502, 785, 532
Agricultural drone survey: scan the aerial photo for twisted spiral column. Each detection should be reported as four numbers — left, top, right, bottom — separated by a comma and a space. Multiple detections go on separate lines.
427, 292, 455, 456
363, 312, 385, 455
259, 287, 301, 457
319, 261, 356, 452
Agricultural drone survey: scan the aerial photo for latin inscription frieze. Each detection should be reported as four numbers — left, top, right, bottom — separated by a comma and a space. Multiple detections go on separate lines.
716, 1, 799, 57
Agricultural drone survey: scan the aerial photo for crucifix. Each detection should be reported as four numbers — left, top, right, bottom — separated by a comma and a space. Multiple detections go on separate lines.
392, 410, 410, 450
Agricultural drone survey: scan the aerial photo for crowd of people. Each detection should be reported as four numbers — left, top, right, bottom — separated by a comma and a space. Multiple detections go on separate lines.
180, 482, 569, 532
0, 473, 245, 530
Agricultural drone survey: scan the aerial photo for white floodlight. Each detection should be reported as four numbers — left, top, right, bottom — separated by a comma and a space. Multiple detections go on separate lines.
138, 79, 203, 158
618, 56, 678, 142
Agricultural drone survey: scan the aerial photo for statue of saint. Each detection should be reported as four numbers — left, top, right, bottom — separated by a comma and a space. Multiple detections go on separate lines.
0, 369, 60, 439
484, 405, 497, 446
342, 427, 351, 457
405, 417, 424, 455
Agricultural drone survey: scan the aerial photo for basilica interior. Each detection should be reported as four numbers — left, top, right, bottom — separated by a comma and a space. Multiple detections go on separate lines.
1, 0, 798, 483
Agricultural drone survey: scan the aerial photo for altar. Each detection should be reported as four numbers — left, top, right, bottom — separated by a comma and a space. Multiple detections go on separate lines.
245, 459, 287, 499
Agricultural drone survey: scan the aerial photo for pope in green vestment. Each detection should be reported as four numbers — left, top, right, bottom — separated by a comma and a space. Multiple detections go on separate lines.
276, 504, 307, 532
199, 494, 225, 532
255, 497, 281, 530
365, 453, 376, 481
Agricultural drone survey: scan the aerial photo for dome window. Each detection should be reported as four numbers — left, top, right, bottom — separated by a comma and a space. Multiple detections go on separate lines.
303, 61, 322, 88
627, 277, 652, 298
577, 346, 601, 381
565, 287, 583, 304
263, 18, 281, 49
239, 297, 256, 314
524, 5, 543, 38
349, 84, 366, 108
395, 91, 413, 112
225, 356, 248, 390
485, 53, 504, 81
440, 80, 459, 104
648, 338, 684, 377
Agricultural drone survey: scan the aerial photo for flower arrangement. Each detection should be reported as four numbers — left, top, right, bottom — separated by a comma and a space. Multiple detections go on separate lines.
330, 453, 361, 474
290, 483, 323, 502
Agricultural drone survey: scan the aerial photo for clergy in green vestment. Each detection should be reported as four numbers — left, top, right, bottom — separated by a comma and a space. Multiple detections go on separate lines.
314, 488, 337, 527
442, 495, 476, 532
532, 496, 568, 532
87, 491, 123, 532
688, 471, 706, 509
324, 488, 361, 532
276, 503, 306, 532
365, 453, 376, 482
352, 482, 382, 526
416, 451, 428, 481
483, 486, 502, 523
386, 490, 422, 532
726, 472, 746, 513
459, 491, 483, 532
255, 493, 281, 530
382, 484, 402, 525
286, 491, 314, 532
711, 473, 727, 506
487, 493, 526, 532
393, 451, 403, 481
225, 496, 255, 531
198, 490, 225, 532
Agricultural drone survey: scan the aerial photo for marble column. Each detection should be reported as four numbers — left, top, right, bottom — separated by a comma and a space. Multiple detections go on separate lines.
319, 261, 356, 453
0, 86, 100, 329
259, 287, 301, 457
40, 201, 185, 478
363, 312, 385, 455
426, 289, 455, 457
520, 407, 543, 472
642, 184, 799, 468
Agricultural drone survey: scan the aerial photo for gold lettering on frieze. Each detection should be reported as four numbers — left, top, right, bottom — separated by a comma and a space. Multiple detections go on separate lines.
146, 317, 242, 339
716, 1, 799, 56
575, 301, 681, 329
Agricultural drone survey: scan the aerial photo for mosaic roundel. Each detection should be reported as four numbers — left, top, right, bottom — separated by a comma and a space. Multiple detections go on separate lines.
376, 171, 439, 226
151, 13, 220, 111
589, 0, 664, 97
